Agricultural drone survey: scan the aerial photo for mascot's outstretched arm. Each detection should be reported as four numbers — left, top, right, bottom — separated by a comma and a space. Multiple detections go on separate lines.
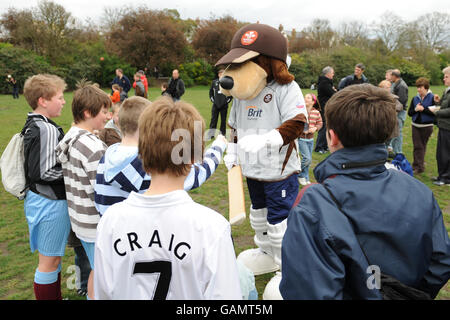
238, 113, 307, 154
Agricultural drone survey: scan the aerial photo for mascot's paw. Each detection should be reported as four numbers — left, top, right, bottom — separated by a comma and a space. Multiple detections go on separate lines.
262, 272, 283, 300
223, 142, 238, 170
238, 129, 283, 153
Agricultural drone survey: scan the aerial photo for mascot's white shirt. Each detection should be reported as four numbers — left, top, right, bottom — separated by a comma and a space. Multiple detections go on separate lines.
228, 80, 307, 181
94, 190, 242, 300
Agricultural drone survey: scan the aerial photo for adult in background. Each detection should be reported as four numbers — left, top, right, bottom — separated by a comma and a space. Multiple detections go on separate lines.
208, 68, 233, 138
390, 69, 409, 155
315, 66, 336, 154
280, 84, 450, 299
408, 77, 435, 175
111, 68, 131, 96
7, 75, 19, 99
429, 66, 450, 186
338, 63, 369, 90
166, 69, 185, 102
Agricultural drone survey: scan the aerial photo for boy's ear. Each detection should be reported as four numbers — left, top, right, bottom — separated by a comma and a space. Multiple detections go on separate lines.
83, 109, 92, 120
37, 96, 47, 108
327, 129, 343, 150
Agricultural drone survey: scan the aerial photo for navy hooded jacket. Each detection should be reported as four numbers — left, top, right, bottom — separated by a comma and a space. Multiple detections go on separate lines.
280, 144, 450, 299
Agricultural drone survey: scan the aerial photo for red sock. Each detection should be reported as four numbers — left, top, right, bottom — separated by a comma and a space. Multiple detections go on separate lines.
33, 273, 62, 300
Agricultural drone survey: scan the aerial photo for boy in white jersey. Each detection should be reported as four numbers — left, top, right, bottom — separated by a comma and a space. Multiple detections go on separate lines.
94, 96, 242, 300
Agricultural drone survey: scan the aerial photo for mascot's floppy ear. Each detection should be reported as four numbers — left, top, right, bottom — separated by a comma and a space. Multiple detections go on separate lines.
271, 59, 294, 85
253, 56, 294, 85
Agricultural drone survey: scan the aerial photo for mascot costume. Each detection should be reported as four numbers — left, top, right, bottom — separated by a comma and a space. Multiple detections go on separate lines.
216, 23, 308, 299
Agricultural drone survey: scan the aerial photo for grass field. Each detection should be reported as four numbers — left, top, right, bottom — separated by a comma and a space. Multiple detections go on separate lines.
0, 84, 449, 300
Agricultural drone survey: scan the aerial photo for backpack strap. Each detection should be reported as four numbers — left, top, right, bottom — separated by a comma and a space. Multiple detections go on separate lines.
321, 183, 372, 266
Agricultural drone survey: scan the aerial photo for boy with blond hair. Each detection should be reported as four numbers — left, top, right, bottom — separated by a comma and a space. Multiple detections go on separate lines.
94, 97, 242, 299
56, 84, 111, 300
22, 74, 70, 300
94, 96, 228, 216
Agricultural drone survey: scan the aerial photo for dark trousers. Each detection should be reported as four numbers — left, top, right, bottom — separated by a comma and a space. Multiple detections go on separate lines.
436, 127, 450, 183
315, 109, 327, 152
12, 88, 19, 99
74, 245, 91, 291
209, 104, 228, 136
411, 125, 433, 173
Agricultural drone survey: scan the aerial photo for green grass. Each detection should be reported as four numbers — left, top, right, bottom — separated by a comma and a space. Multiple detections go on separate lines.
0, 85, 448, 300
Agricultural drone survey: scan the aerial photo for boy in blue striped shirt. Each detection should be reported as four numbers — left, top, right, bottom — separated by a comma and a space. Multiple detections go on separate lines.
94, 96, 227, 216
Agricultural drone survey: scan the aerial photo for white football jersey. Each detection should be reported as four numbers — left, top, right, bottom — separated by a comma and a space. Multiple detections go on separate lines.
228, 80, 307, 181
94, 190, 242, 300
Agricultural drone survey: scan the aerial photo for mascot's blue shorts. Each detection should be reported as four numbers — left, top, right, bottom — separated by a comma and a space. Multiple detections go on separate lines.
246, 173, 299, 224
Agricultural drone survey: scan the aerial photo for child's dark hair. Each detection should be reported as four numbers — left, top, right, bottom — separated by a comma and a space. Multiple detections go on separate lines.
72, 85, 112, 124
325, 84, 397, 148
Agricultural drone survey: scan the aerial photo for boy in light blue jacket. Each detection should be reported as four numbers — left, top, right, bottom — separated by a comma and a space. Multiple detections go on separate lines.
94, 96, 227, 216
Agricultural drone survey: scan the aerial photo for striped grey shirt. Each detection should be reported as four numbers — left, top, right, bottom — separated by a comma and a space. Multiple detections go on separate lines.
56, 126, 107, 242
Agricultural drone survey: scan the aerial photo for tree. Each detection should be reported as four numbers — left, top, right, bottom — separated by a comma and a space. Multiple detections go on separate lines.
373, 11, 405, 52
191, 16, 244, 65
414, 12, 450, 52
34, 0, 76, 64
336, 21, 369, 47
105, 7, 188, 71
0, 1, 76, 64
302, 19, 335, 49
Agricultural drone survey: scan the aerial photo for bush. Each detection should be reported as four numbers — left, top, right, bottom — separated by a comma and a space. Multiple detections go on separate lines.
179, 59, 215, 87
288, 45, 437, 88
393, 58, 431, 86
97, 53, 135, 89
0, 45, 57, 94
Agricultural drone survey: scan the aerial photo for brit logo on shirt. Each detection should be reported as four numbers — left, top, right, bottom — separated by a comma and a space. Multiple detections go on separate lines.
246, 106, 263, 120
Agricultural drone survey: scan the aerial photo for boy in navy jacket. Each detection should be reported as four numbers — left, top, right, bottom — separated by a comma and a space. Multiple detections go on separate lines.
281, 84, 450, 299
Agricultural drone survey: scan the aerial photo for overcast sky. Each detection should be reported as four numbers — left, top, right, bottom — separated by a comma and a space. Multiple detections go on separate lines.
0, 0, 449, 30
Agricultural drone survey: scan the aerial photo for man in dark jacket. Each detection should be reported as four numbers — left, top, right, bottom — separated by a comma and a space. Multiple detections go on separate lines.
338, 63, 369, 90
315, 66, 336, 153
390, 69, 409, 155
430, 66, 450, 186
208, 69, 233, 137
166, 69, 185, 102
280, 84, 450, 299
111, 68, 131, 96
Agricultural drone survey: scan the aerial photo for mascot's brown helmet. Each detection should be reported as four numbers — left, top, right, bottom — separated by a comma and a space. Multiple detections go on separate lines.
215, 23, 288, 66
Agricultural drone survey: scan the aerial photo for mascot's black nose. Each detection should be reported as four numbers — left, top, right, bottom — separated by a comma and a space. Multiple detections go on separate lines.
219, 76, 234, 90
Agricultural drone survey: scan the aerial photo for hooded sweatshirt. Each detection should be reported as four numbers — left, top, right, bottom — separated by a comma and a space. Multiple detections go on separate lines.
94, 138, 227, 216
56, 126, 107, 243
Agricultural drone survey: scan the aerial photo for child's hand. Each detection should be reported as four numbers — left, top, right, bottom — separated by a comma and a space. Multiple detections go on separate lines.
215, 134, 227, 145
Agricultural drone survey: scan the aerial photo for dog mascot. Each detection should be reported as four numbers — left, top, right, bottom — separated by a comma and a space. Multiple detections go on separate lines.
216, 23, 308, 299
